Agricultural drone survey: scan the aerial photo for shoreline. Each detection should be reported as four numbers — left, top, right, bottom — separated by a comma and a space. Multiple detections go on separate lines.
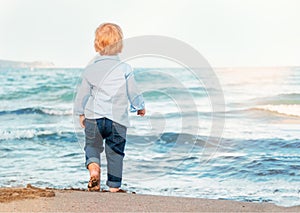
0, 185, 299, 212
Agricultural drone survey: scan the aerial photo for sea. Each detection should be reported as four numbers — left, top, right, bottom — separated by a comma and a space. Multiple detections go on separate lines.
0, 66, 299, 207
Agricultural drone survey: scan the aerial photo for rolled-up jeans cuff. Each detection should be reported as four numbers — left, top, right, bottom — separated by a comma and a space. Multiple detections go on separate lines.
106, 180, 121, 188
85, 157, 100, 169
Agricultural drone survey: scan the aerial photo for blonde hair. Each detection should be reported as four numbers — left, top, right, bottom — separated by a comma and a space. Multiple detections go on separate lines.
94, 23, 123, 55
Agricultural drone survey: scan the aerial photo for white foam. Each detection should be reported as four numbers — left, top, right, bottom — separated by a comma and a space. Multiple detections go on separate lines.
255, 104, 300, 117
41, 108, 72, 116
0, 129, 53, 140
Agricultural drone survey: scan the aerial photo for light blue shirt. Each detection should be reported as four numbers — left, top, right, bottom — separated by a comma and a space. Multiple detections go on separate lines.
74, 54, 145, 127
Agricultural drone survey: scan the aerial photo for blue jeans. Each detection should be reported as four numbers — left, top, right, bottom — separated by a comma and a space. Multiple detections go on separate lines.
84, 117, 127, 188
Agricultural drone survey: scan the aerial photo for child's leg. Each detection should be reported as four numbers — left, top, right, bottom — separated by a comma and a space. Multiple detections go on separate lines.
84, 118, 104, 190
88, 163, 100, 178
105, 121, 127, 191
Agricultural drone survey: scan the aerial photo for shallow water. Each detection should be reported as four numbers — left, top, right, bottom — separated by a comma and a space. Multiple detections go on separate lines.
0, 66, 299, 207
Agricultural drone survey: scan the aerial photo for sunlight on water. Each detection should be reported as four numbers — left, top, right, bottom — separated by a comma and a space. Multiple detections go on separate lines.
0, 66, 299, 207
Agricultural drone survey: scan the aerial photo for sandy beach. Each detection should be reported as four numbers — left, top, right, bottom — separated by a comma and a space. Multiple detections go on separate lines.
0, 185, 299, 212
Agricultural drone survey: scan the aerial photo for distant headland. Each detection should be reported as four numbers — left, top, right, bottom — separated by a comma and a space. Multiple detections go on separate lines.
0, 59, 55, 68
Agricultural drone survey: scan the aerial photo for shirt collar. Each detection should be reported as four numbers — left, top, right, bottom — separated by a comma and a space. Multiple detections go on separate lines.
93, 54, 120, 63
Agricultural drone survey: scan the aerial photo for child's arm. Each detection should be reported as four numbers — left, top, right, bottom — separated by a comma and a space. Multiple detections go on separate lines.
126, 68, 145, 116
74, 76, 91, 126
79, 114, 86, 128
137, 109, 146, 116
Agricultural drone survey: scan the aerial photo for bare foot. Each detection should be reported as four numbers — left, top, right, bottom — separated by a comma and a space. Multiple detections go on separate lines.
88, 163, 100, 177
109, 188, 120, 193
88, 177, 100, 191
109, 188, 126, 193
87, 163, 100, 191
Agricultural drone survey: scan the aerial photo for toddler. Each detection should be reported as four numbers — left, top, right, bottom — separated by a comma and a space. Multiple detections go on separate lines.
74, 23, 145, 192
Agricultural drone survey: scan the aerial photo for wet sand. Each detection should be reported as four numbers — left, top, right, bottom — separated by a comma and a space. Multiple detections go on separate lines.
0, 185, 299, 212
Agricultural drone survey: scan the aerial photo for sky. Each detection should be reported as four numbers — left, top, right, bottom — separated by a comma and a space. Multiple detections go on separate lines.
0, 0, 299, 67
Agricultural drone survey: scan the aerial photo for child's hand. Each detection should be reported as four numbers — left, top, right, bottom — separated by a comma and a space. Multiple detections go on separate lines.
79, 115, 85, 128
137, 109, 146, 116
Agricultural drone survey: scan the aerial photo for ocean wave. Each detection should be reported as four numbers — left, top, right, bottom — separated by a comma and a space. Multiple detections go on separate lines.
0, 130, 204, 146
41, 108, 72, 116
0, 107, 72, 116
253, 104, 300, 117
226, 104, 300, 118
0, 129, 76, 141
0, 129, 51, 140
143, 87, 207, 100
253, 93, 300, 105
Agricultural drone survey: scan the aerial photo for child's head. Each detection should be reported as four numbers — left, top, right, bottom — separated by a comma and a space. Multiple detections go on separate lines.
94, 23, 123, 55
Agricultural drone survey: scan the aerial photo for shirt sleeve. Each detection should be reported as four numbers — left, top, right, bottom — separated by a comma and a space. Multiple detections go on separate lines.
125, 67, 145, 112
73, 75, 91, 115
